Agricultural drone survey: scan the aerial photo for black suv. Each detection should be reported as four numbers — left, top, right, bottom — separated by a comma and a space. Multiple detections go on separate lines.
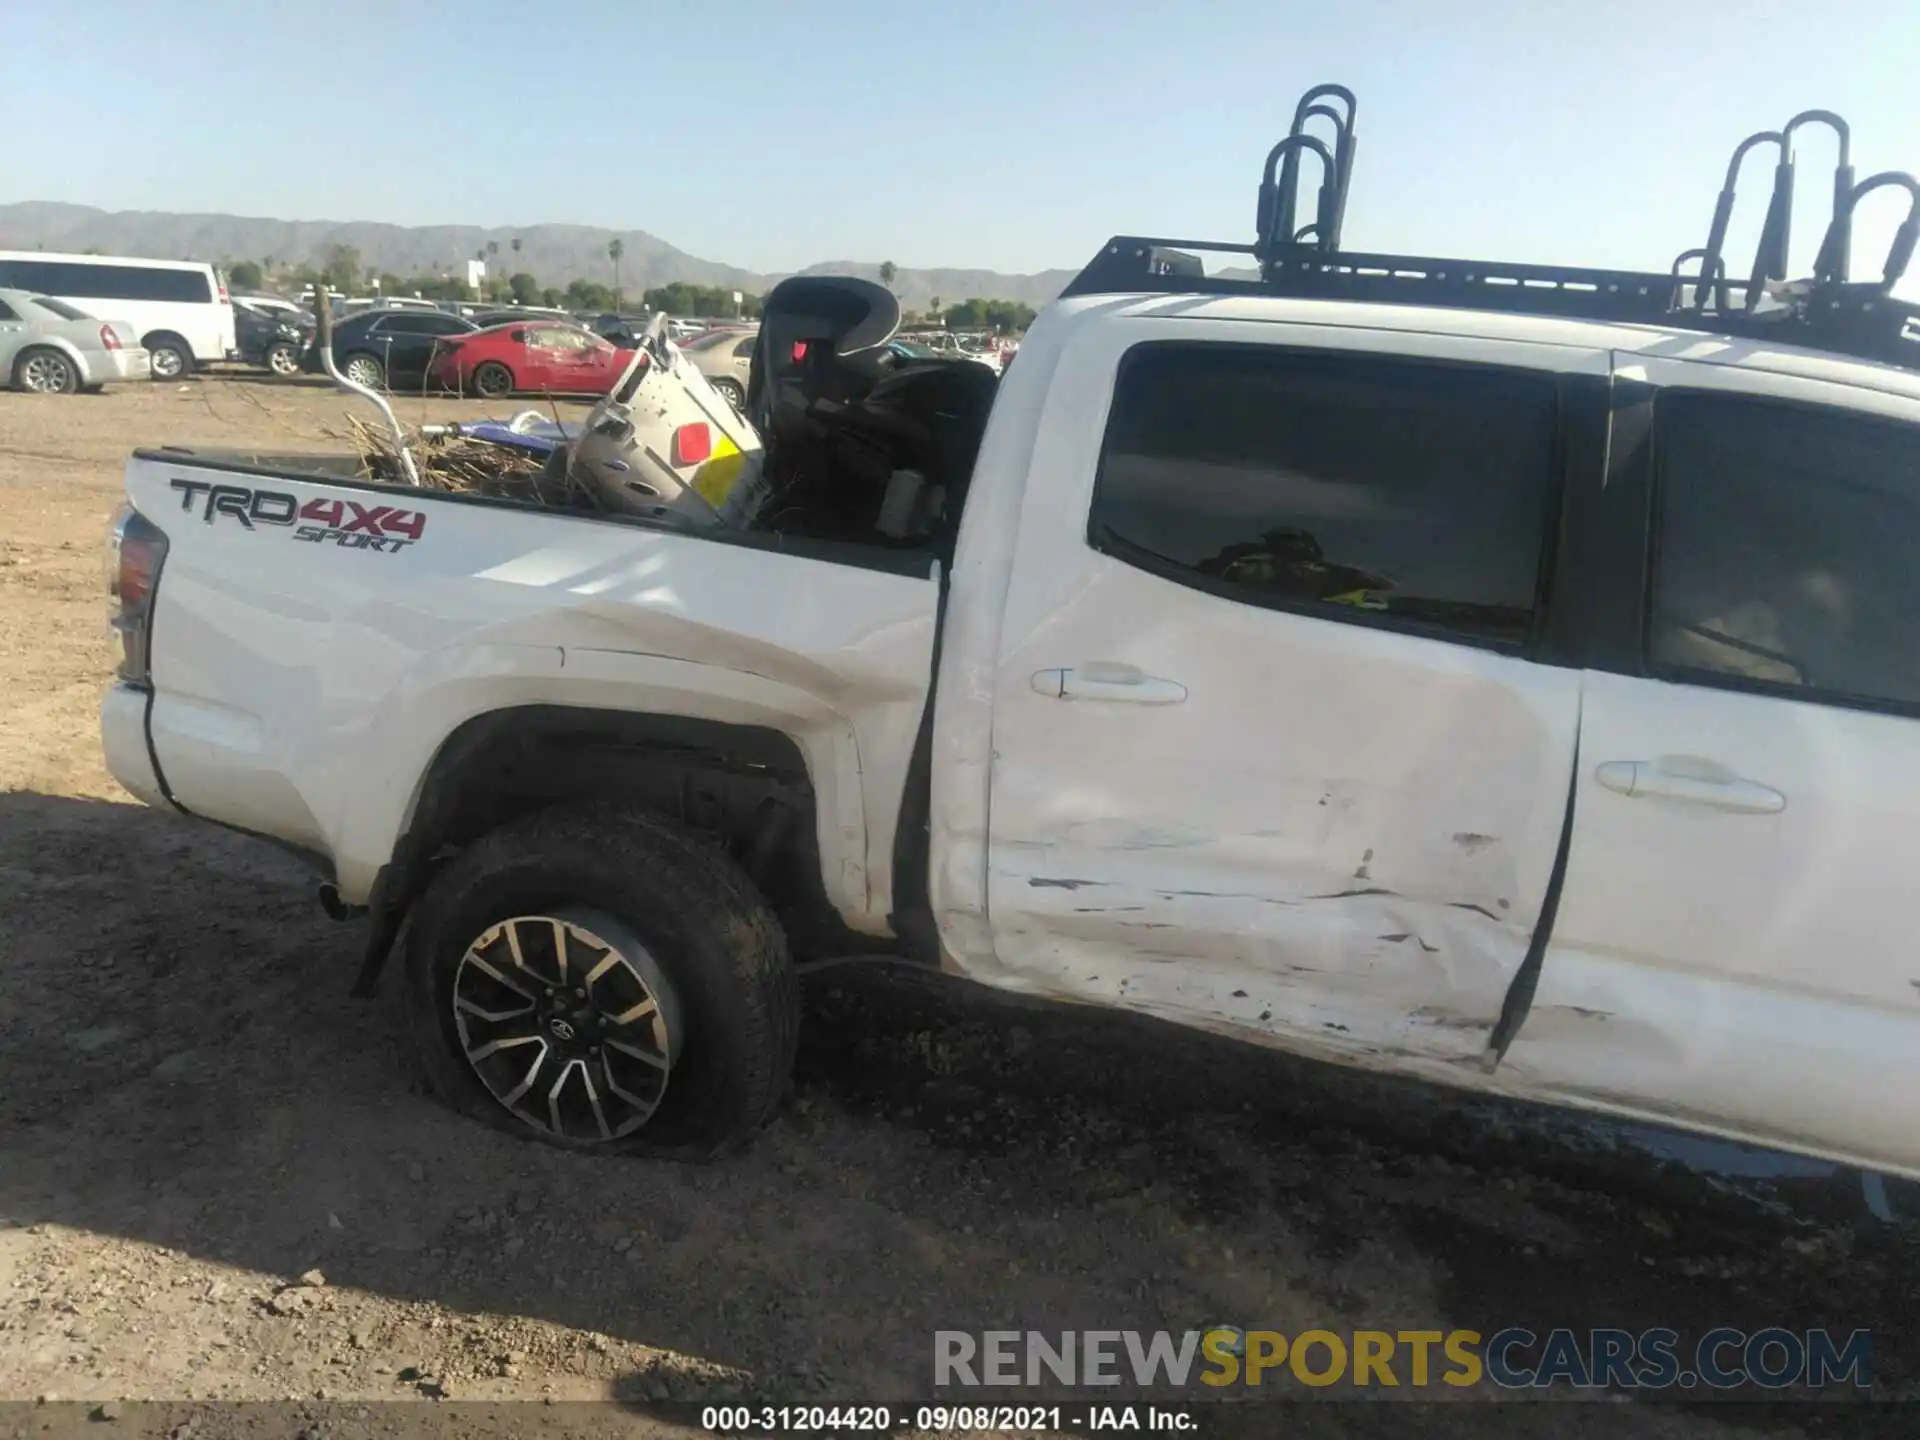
233, 299, 314, 378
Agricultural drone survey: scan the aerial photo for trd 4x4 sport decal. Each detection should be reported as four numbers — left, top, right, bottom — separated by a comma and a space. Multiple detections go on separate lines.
169, 479, 426, 553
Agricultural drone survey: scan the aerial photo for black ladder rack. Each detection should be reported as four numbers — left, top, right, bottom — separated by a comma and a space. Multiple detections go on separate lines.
1060, 86, 1920, 376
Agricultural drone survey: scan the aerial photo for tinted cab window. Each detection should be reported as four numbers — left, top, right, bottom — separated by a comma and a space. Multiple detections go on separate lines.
1651, 392, 1920, 710
1091, 343, 1561, 647
375, 313, 468, 336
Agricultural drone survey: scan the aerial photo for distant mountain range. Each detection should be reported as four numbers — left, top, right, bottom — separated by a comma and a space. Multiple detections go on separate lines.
0, 202, 1078, 310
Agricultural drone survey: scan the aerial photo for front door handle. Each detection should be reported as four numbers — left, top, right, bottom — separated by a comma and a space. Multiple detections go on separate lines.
1594, 759, 1785, 814
1031, 664, 1187, 705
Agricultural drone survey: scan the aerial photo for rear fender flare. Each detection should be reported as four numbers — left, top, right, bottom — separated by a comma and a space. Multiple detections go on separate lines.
323, 643, 872, 925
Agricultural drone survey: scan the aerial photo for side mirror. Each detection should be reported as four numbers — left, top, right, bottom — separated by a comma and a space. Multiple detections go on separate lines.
508, 329, 526, 344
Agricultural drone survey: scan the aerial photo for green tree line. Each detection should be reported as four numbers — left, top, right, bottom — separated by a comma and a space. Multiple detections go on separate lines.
224, 248, 1037, 333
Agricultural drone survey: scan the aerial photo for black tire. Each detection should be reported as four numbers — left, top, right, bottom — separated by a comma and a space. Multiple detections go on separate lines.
471, 361, 514, 399
13, 347, 79, 395
340, 351, 386, 390
710, 376, 745, 411
403, 804, 797, 1158
144, 334, 192, 380
265, 341, 302, 378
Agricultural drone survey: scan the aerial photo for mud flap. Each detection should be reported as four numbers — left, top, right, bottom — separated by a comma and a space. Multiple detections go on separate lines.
349, 860, 411, 998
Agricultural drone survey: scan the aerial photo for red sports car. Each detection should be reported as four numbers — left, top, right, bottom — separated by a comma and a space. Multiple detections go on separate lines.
431, 322, 631, 399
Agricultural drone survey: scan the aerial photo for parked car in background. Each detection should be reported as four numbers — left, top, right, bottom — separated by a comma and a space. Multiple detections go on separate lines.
0, 288, 148, 394
678, 324, 758, 407
0, 251, 233, 380
234, 294, 311, 324
469, 308, 574, 330
303, 308, 477, 392
909, 330, 1007, 373
587, 312, 654, 347
233, 298, 313, 377
430, 321, 630, 398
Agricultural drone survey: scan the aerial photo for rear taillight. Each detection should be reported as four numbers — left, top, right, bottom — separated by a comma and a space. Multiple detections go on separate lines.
217, 280, 230, 305
670, 422, 712, 468
99, 325, 121, 351
107, 505, 168, 685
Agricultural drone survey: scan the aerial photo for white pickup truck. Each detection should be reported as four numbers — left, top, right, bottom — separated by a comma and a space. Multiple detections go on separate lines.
100, 96, 1920, 1169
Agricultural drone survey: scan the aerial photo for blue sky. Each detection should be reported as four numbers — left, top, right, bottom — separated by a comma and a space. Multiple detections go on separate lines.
5, 0, 1918, 285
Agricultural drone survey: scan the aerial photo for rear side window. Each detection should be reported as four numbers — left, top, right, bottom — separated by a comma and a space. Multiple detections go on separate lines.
1090, 343, 1561, 647
30, 296, 89, 320
377, 313, 465, 335
1650, 392, 1920, 711
0, 259, 210, 303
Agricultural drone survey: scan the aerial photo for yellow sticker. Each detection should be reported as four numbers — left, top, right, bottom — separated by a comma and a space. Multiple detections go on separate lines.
690, 434, 745, 508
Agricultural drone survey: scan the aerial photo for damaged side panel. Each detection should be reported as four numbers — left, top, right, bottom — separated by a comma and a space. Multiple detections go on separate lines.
979, 553, 1585, 1064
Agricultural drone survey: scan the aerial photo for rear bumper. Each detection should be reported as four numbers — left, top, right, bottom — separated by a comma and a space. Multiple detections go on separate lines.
100, 682, 168, 810
97, 348, 153, 384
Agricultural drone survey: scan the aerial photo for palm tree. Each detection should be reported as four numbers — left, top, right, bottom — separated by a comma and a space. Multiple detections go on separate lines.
511, 237, 523, 260
930, 295, 942, 326
608, 237, 626, 307
879, 260, 897, 291
486, 240, 500, 264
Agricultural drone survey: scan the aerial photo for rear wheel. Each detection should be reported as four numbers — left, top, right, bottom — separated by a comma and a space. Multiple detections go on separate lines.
341, 352, 385, 390
710, 376, 745, 411
471, 361, 514, 399
144, 335, 191, 380
265, 341, 301, 377
403, 804, 798, 1157
14, 347, 79, 395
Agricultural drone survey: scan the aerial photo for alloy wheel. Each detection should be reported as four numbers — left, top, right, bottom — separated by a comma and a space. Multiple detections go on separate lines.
20, 353, 75, 394
148, 347, 183, 380
344, 355, 384, 389
451, 908, 680, 1143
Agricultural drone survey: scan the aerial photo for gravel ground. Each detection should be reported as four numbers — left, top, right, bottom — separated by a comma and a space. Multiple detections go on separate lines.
0, 375, 1913, 1438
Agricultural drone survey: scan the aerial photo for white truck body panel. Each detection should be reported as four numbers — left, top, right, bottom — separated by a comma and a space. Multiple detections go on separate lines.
101, 288, 1920, 1177
130, 464, 937, 927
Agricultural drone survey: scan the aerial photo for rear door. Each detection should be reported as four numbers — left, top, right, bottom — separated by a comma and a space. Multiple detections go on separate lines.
371, 313, 462, 390
1504, 359, 1920, 1171
982, 319, 1603, 1061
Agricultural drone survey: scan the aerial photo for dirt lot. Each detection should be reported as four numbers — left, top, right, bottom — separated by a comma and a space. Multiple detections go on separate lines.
0, 375, 1913, 1438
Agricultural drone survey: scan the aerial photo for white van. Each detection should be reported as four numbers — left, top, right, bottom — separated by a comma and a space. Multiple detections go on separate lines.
0, 251, 236, 379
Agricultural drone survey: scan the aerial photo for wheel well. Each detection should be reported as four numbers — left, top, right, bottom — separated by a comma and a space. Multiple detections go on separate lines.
383, 706, 863, 961
12, 342, 68, 366
141, 329, 189, 352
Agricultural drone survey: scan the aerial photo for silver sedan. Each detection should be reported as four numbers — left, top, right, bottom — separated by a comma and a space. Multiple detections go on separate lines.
679, 326, 758, 410
0, 288, 150, 394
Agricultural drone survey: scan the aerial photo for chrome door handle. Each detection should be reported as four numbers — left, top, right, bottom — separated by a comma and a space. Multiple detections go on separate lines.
1031, 664, 1187, 705
1594, 759, 1785, 814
